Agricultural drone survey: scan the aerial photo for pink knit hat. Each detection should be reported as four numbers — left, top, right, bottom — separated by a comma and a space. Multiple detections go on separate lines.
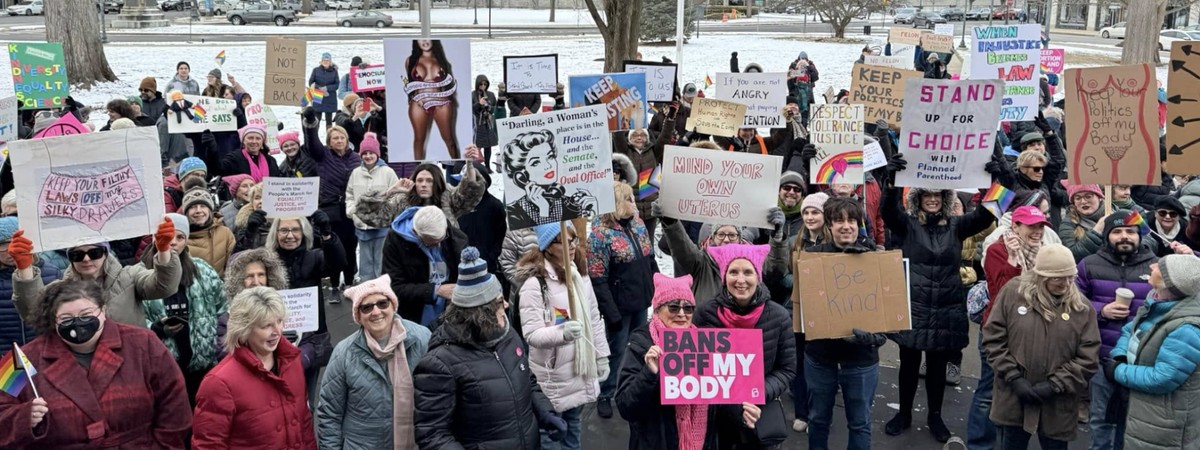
651, 273, 695, 310
359, 132, 381, 156
1066, 183, 1103, 201
344, 274, 398, 324
276, 130, 300, 148
706, 244, 770, 281
223, 174, 254, 197
238, 123, 267, 142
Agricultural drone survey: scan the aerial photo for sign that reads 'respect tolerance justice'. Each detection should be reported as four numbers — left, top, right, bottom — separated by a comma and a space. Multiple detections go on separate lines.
660, 328, 765, 405
896, 79, 1004, 189
659, 145, 780, 229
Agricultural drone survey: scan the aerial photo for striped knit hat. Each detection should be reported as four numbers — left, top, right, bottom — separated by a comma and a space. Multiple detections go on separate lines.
452, 246, 502, 308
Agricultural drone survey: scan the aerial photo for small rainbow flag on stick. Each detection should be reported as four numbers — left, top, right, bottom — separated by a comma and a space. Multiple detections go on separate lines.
704, 74, 714, 89
191, 104, 207, 123
302, 86, 326, 107
1, 344, 39, 398
981, 183, 1015, 219
636, 166, 662, 200
552, 307, 570, 325
214, 50, 226, 67
1123, 210, 1152, 236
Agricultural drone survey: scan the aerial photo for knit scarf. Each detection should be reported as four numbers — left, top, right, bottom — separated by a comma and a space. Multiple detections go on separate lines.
564, 264, 599, 380
778, 197, 804, 217
649, 316, 708, 450
364, 319, 416, 450
1005, 229, 1042, 272
243, 148, 270, 182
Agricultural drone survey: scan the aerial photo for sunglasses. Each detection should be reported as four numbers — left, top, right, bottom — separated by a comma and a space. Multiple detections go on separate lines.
68, 248, 107, 262
357, 299, 391, 315
780, 184, 804, 193
1157, 210, 1180, 218
1021, 166, 1045, 173
663, 302, 696, 315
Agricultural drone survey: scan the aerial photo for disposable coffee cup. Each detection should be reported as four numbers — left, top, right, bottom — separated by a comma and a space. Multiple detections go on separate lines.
1114, 288, 1134, 307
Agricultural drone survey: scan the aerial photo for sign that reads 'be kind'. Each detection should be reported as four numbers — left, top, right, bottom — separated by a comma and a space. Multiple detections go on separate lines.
660, 328, 765, 405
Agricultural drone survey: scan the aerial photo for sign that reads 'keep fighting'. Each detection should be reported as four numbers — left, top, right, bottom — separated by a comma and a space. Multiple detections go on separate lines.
568, 73, 648, 131
659, 145, 780, 229
660, 328, 765, 405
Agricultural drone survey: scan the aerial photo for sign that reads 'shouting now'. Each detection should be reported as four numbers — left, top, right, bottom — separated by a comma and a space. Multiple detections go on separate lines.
659, 145, 780, 229
660, 328, 765, 405
262, 177, 320, 217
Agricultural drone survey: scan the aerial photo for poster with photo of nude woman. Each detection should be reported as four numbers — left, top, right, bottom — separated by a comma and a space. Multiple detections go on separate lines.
384, 38, 473, 162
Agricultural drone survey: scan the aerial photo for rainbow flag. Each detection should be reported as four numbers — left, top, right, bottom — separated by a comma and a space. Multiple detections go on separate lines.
214, 50, 226, 67
1124, 210, 1152, 236
303, 86, 326, 107
637, 166, 661, 200
812, 152, 863, 184
1, 344, 36, 398
981, 183, 1015, 219
191, 104, 207, 123
552, 307, 570, 325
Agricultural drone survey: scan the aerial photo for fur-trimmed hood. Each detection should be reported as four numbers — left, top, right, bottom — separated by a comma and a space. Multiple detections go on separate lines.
223, 247, 289, 301
905, 188, 957, 225
612, 152, 637, 187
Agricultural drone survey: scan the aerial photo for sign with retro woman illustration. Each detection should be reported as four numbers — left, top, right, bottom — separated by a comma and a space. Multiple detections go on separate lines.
498, 104, 615, 230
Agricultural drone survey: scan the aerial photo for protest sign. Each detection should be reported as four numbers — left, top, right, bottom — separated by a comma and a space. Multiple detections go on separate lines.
808, 104, 864, 185
167, 95, 238, 134
686, 98, 746, 137
8, 43, 68, 110
624, 60, 678, 104
281, 287, 319, 333
263, 37, 307, 106
1065, 64, 1159, 185
889, 28, 924, 45
863, 140, 887, 171
1168, 42, 1200, 175
504, 54, 558, 94
934, 23, 955, 36
568, 73, 647, 131
349, 64, 386, 93
921, 32, 954, 54
0, 49, 12, 96
385, 38, 475, 162
794, 250, 911, 339
245, 103, 280, 149
896, 79, 1004, 189
262, 177, 320, 217
498, 104, 614, 230
715, 72, 788, 128
10, 127, 165, 251
864, 55, 910, 70
659, 145, 781, 229
848, 63, 922, 128
32, 113, 88, 139
660, 328, 765, 405
0, 96, 17, 144
970, 24, 1041, 121
890, 43, 918, 60
1040, 48, 1065, 74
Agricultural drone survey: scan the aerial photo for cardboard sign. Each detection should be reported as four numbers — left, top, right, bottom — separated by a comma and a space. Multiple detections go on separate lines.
934, 23, 955, 36
8, 43, 69, 110
863, 140, 887, 171
921, 32, 954, 53
889, 28, 924, 45
970, 25, 1041, 122
0, 96, 19, 144
659, 145, 781, 228
263, 37, 307, 106
349, 64, 386, 93
568, 72, 648, 131
715, 72, 788, 128
794, 250, 912, 339
686, 98, 746, 137
244, 103, 280, 149
498, 104, 614, 230
385, 38, 475, 162
1065, 65, 1160, 185
262, 177, 320, 217
896, 79, 1004, 189
660, 328, 765, 405
10, 128, 165, 251
623, 60, 678, 104
809, 104, 864, 185
1041, 48, 1065, 74
166, 95, 238, 134
504, 54, 558, 94
1166, 42, 1200, 175
864, 55, 911, 70
848, 63, 923, 129
281, 287, 319, 333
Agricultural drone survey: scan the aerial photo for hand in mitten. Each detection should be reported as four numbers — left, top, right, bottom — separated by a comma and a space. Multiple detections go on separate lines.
561, 320, 584, 342
7, 230, 33, 270
246, 210, 268, 233
200, 129, 217, 149
1010, 377, 1041, 404
1034, 110, 1052, 134
850, 328, 886, 347
1031, 381, 1057, 401
302, 106, 316, 123
537, 409, 568, 442
310, 210, 332, 237
799, 143, 818, 163
155, 217, 176, 253
1103, 357, 1125, 383
767, 207, 785, 228
596, 357, 611, 382
886, 153, 908, 173
875, 119, 890, 133
650, 201, 663, 219
985, 154, 1007, 177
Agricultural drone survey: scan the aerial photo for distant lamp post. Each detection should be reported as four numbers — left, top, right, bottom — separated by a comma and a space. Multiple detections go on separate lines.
487, 0, 492, 38
473, 0, 477, 25
959, 0, 967, 49
98, 0, 109, 43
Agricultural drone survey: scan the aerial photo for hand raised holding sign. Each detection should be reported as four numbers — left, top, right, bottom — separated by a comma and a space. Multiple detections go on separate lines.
742, 402, 761, 429
645, 345, 663, 374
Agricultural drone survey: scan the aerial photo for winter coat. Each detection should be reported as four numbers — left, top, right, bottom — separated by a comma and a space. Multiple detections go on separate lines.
515, 260, 611, 412
158, 116, 190, 170
13, 250, 181, 328
0, 261, 60, 357
1112, 293, 1200, 449
1058, 209, 1106, 262
983, 277, 1101, 442
218, 149, 282, 180
382, 209, 469, 324
188, 221, 237, 275
1179, 178, 1200, 211
142, 257, 227, 372
219, 200, 244, 232
309, 65, 341, 113
883, 188, 994, 351
280, 149, 321, 178
413, 328, 551, 450
346, 161, 401, 231
983, 241, 1024, 325
1076, 245, 1157, 357
588, 214, 658, 320
803, 235, 883, 368
1147, 215, 1198, 257
500, 228, 537, 288
616, 325, 719, 450
333, 109, 369, 151
357, 168, 486, 230
458, 168, 507, 280
301, 123, 362, 219
0, 323, 192, 450
506, 92, 542, 117
316, 317, 431, 450
472, 75, 499, 148
662, 220, 723, 305
165, 76, 200, 96
192, 340, 317, 450
612, 117, 675, 216
143, 91, 168, 121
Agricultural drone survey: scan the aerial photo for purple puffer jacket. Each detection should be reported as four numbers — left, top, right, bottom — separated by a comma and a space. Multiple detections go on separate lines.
1075, 246, 1157, 357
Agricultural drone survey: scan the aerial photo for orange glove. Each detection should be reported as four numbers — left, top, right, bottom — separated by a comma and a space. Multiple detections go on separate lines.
154, 217, 176, 253
7, 230, 33, 270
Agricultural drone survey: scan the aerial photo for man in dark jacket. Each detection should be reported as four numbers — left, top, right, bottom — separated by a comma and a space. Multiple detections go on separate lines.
139, 76, 169, 121
456, 163, 507, 293
382, 205, 468, 327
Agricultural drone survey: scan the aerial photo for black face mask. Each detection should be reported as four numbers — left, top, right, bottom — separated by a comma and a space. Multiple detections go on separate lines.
58, 316, 101, 345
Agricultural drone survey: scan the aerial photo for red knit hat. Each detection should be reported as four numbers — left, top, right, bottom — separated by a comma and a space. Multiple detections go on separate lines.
651, 273, 695, 310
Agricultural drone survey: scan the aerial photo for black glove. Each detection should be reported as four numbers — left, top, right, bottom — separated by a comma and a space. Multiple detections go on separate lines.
1103, 356, 1124, 383
309, 210, 331, 236
232, 107, 244, 118
64, 96, 82, 111
731, 51, 738, 58
984, 154, 1006, 177
1034, 110, 1052, 134
799, 143, 817, 163
246, 209, 267, 232
1010, 377, 1041, 404
604, 315, 623, 334
851, 328, 886, 347
150, 320, 168, 339
535, 408, 568, 442
200, 129, 216, 148
886, 153, 908, 173
875, 119, 890, 133
277, 122, 285, 131
1031, 381, 1056, 401
301, 106, 316, 122
1104, 384, 1130, 424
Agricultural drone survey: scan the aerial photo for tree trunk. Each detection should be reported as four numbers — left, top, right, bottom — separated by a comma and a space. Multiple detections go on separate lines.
585, 0, 643, 72
302, 0, 312, 15
45, 0, 116, 88
1121, 0, 1167, 65
549, 0, 555, 22
834, 17, 850, 38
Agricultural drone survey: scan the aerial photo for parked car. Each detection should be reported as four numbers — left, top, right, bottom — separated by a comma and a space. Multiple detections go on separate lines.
966, 7, 991, 20
340, 9, 391, 27
893, 7, 916, 24
160, 0, 193, 10
939, 7, 964, 21
991, 7, 1017, 19
913, 12, 947, 29
328, 0, 362, 9
228, 1, 296, 25
388, 0, 409, 7
1160, 29, 1195, 51
1099, 21, 1126, 39
6, 0, 42, 15
103, 0, 124, 13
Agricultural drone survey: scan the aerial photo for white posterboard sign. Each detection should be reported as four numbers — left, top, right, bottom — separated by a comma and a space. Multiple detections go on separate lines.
659, 145, 781, 229
865, 55, 912, 70
623, 60, 679, 104
809, 104, 865, 185
262, 176, 320, 217
935, 24, 955, 36
896, 78, 1004, 189
166, 95, 238, 134
0, 96, 17, 144
715, 72, 789, 128
244, 103, 280, 149
281, 287, 319, 333
863, 141, 887, 171
350, 64, 386, 93
10, 127, 166, 251
970, 24, 1041, 121
503, 54, 559, 94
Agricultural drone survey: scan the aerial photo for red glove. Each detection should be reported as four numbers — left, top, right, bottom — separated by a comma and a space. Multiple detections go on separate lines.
154, 217, 176, 253
7, 230, 33, 270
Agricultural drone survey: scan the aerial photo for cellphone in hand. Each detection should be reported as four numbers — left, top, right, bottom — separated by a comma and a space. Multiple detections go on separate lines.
360, 97, 373, 113
164, 316, 189, 327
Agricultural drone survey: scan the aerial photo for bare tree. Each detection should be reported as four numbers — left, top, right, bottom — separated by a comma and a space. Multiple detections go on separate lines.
45, 0, 116, 87
809, 0, 884, 38
549, 0, 555, 22
302, 0, 312, 15
584, 0, 643, 72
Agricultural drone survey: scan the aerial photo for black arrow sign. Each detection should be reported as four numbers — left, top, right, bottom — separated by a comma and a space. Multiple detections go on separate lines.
1184, 44, 1198, 56
1172, 116, 1200, 127
1169, 94, 1196, 104
1172, 60, 1200, 81
1170, 135, 1200, 155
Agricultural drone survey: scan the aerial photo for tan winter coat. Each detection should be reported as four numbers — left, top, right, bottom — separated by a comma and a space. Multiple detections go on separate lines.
13, 250, 181, 328
188, 221, 237, 276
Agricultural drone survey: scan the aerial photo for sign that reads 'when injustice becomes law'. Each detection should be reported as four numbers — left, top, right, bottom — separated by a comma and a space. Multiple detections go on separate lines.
660, 328, 765, 405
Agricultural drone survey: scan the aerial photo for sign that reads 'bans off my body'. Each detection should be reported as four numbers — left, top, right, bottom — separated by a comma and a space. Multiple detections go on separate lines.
660, 328, 765, 405
659, 145, 780, 229
262, 177, 320, 217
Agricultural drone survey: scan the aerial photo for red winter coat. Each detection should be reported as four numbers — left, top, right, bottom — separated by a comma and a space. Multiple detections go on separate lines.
0, 323, 192, 449
983, 241, 1023, 325
192, 339, 316, 450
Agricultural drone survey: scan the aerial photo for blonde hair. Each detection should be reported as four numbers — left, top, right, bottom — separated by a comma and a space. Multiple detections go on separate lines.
326, 125, 349, 147
1016, 150, 1047, 167
1017, 272, 1089, 322
603, 182, 637, 224
223, 286, 287, 352
1, 190, 15, 213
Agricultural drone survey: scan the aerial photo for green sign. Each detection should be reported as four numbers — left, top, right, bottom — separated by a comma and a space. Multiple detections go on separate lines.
8, 43, 69, 110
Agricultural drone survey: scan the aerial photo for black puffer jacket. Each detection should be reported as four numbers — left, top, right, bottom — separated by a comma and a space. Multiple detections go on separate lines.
414, 327, 550, 450
616, 325, 719, 450
382, 224, 469, 324
882, 187, 995, 351
279, 149, 321, 178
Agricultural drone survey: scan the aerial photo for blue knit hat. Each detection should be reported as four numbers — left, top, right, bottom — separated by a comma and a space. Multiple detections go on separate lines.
0, 217, 18, 242
535, 221, 575, 251
177, 157, 207, 180
452, 247, 502, 308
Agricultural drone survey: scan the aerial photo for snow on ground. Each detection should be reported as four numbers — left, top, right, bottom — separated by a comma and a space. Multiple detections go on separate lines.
305, 7, 597, 26
112, 23, 520, 35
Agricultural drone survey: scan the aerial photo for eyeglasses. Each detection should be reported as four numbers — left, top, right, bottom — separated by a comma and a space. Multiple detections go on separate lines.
550, 237, 580, 247
56, 308, 99, 326
715, 232, 741, 240
662, 302, 696, 315
1157, 210, 1180, 218
278, 227, 303, 236
780, 184, 804, 193
68, 248, 107, 262
1021, 165, 1045, 173
357, 299, 391, 315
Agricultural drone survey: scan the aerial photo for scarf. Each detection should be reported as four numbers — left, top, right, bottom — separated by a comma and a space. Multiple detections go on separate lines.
564, 264, 599, 380
243, 148, 270, 182
1005, 229, 1042, 272
364, 319, 416, 450
715, 289, 767, 329
649, 316, 709, 450
1157, 221, 1181, 240
778, 197, 804, 217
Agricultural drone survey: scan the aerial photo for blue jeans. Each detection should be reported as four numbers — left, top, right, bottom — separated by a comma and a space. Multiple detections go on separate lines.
1089, 370, 1126, 450
968, 330, 997, 450
791, 333, 809, 420
539, 406, 582, 450
805, 356, 877, 450
600, 311, 649, 398
356, 236, 385, 282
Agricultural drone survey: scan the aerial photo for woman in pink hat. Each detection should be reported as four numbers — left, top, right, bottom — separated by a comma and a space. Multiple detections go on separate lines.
1058, 184, 1105, 262
218, 124, 281, 181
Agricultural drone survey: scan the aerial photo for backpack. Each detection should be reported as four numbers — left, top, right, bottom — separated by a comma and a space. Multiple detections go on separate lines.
967, 281, 989, 324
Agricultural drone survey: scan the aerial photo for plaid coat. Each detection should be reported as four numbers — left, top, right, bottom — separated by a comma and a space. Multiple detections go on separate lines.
0, 323, 192, 449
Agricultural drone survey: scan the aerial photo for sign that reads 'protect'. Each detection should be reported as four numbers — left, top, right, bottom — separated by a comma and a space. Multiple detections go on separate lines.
660, 328, 765, 405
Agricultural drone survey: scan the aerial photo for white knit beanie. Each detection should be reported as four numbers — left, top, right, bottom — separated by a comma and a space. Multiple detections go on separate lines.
1159, 255, 1200, 298
412, 206, 447, 240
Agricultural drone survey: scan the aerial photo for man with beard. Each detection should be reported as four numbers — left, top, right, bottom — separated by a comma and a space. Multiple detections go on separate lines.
1075, 210, 1158, 450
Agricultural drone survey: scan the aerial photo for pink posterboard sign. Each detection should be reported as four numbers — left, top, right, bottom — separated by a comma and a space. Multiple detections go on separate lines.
660, 328, 765, 405
32, 113, 88, 139
350, 64, 386, 93
1041, 49, 1065, 75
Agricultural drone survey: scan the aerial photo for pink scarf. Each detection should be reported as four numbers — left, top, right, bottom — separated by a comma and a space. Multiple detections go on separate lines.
364, 319, 416, 449
717, 303, 765, 329
650, 317, 708, 450
243, 148, 270, 182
